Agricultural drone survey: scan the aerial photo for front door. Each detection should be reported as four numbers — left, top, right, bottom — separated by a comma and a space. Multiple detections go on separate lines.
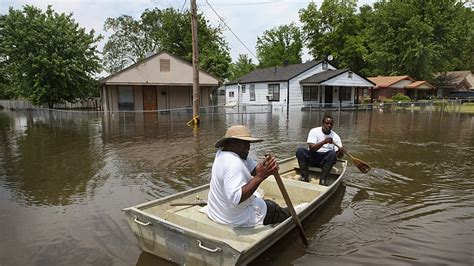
325, 86, 333, 106
143, 86, 157, 110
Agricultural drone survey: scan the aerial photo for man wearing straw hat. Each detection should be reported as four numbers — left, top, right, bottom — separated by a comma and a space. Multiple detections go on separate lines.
206, 125, 290, 227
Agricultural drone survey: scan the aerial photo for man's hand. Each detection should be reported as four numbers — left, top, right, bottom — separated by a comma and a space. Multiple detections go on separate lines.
255, 154, 279, 181
337, 149, 344, 158
240, 154, 279, 204
324, 137, 333, 144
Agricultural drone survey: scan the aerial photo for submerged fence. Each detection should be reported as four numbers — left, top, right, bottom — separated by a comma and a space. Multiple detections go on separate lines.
0, 98, 101, 110
0, 99, 465, 115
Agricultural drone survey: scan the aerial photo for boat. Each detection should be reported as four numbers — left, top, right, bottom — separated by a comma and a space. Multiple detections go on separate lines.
123, 157, 347, 265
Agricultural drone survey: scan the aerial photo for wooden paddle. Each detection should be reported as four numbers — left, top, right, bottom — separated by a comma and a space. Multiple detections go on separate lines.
265, 154, 309, 247
334, 143, 371, 173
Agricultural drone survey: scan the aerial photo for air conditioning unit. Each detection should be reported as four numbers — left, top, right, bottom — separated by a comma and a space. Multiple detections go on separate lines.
266, 95, 273, 100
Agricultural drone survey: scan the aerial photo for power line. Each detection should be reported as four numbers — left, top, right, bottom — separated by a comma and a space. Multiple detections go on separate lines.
180, 0, 187, 12
197, 5, 244, 56
204, 0, 258, 61
198, 0, 299, 7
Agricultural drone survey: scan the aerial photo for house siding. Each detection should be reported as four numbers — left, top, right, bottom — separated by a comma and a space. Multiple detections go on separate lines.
100, 52, 220, 111
289, 65, 337, 107
225, 62, 374, 108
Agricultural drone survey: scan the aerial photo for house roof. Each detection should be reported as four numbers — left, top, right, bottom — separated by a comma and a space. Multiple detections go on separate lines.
405, 80, 434, 89
300, 69, 376, 87
433, 70, 472, 86
99, 50, 221, 85
367, 75, 415, 88
227, 60, 323, 85
300, 69, 349, 84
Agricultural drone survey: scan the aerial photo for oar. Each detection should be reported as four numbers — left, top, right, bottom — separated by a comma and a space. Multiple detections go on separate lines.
334, 143, 371, 173
266, 154, 309, 247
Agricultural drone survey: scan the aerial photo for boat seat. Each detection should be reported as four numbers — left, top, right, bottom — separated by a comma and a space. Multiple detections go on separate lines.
166, 205, 274, 244
292, 162, 343, 175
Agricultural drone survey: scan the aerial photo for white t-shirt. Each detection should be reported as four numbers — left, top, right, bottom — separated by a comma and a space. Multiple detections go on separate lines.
206, 149, 267, 227
307, 127, 342, 152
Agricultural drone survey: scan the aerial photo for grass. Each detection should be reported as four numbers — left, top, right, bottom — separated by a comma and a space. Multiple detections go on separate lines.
460, 103, 474, 113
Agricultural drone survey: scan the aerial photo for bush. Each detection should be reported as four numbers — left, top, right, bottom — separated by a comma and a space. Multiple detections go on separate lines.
392, 93, 411, 102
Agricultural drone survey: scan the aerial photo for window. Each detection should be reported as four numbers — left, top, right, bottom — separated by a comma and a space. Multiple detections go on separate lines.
267, 84, 280, 101
229, 91, 234, 97
339, 87, 352, 101
160, 59, 170, 72
249, 84, 255, 101
118, 86, 134, 110
303, 86, 319, 101
241, 85, 246, 93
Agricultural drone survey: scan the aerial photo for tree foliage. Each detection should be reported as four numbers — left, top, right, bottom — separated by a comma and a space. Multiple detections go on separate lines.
102, 10, 160, 73
228, 54, 256, 81
256, 22, 303, 68
299, 0, 366, 72
0, 5, 101, 105
103, 8, 231, 79
364, 0, 473, 80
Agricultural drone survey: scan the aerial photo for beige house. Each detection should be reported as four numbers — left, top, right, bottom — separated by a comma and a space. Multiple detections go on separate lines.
99, 51, 220, 112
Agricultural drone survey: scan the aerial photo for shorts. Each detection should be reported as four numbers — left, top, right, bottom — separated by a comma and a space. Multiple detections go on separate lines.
263, 199, 290, 225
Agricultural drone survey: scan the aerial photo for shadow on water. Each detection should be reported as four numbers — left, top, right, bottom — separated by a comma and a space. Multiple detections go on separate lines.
250, 184, 347, 265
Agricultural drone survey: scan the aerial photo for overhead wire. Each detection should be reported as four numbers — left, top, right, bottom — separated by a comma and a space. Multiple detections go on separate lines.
204, 0, 258, 61
196, 5, 244, 57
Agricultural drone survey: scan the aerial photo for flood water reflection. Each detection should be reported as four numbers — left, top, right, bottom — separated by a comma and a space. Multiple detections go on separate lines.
0, 109, 473, 265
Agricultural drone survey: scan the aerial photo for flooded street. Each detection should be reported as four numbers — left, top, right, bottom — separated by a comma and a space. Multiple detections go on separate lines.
0, 108, 473, 265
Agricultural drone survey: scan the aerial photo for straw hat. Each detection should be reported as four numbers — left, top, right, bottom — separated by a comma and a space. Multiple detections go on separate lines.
215, 125, 263, 148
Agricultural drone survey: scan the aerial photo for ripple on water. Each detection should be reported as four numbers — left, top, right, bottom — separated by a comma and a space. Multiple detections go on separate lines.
305, 185, 400, 256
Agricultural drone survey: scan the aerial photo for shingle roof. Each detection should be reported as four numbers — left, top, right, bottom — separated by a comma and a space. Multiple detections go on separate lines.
433, 71, 472, 85
99, 50, 221, 84
227, 60, 323, 85
367, 75, 414, 88
299, 69, 348, 84
405, 80, 433, 89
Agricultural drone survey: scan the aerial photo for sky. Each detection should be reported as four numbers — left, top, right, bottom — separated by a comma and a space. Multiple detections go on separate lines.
1, 0, 378, 64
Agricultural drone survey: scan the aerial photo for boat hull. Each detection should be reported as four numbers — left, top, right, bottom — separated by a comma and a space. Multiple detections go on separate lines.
124, 158, 347, 265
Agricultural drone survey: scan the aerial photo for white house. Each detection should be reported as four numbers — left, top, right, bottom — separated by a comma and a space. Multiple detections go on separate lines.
225, 61, 375, 109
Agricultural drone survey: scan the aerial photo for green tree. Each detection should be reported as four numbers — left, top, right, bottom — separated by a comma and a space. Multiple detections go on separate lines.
299, 0, 366, 72
228, 54, 256, 81
256, 23, 303, 68
103, 8, 231, 79
102, 10, 160, 73
365, 0, 473, 80
0, 5, 101, 107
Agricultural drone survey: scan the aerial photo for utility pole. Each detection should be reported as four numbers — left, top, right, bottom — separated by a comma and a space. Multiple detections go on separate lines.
190, 0, 200, 126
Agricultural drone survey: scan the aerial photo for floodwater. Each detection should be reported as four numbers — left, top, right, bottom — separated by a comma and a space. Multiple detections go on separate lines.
0, 108, 473, 265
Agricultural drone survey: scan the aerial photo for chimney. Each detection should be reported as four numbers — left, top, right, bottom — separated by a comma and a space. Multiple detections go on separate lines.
283, 60, 289, 67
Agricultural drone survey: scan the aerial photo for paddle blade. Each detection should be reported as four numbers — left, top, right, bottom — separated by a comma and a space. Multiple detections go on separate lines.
352, 157, 371, 173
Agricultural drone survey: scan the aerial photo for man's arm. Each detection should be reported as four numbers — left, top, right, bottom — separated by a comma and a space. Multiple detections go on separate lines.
240, 156, 278, 203
308, 138, 333, 152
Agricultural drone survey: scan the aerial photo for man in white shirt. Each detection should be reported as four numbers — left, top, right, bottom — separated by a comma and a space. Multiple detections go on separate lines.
296, 114, 343, 185
206, 125, 290, 227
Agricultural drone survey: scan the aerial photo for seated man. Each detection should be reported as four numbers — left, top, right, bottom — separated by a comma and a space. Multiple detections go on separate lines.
296, 114, 343, 185
206, 124, 290, 227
